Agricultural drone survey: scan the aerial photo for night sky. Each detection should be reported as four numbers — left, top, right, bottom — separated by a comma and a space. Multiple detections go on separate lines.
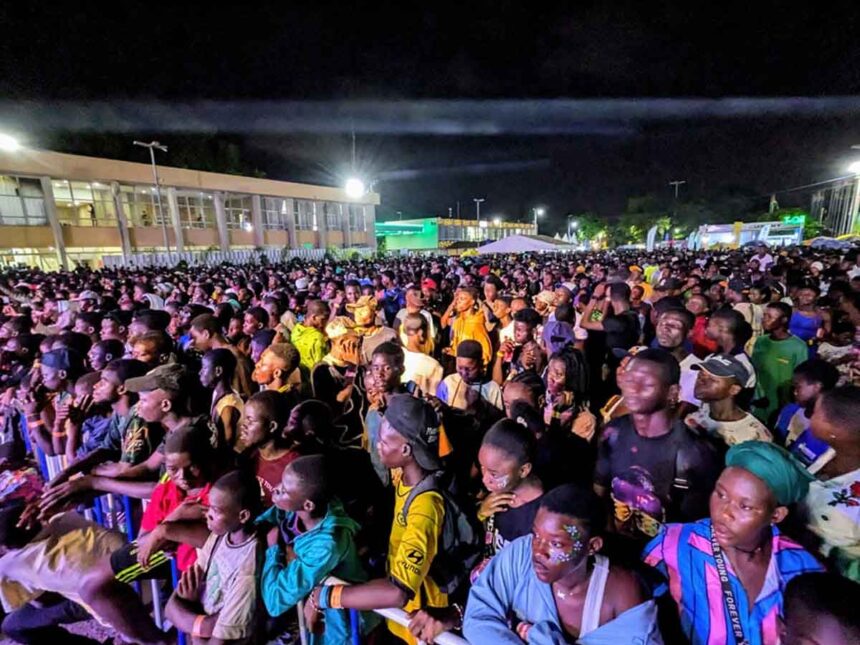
3, 3, 860, 229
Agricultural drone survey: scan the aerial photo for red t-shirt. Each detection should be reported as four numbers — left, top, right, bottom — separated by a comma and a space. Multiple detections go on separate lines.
141, 479, 212, 571
690, 316, 720, 359
251, 449, 300, 506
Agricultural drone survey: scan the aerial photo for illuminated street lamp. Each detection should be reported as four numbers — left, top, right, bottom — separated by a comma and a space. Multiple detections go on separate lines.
533, 207, 545, 232
848, 161, 860, 175
492, 217, 501, 226
0, 133, 20, 152
345, 177, 366, 199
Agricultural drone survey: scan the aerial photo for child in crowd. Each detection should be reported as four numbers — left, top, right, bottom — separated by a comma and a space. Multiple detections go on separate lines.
472, 418, 544, 580
77, 424, 219, 645
252, 342, 301, 394
775, 359, 840, 472
200, 347, 244, 449
685, 353, 772, 447
239, 389, 299, 504
817, 318, 857, 386
258, 455, 379, 644
437, 340, 503, 411
166, 469, 263, 644
780, 572, 860, 645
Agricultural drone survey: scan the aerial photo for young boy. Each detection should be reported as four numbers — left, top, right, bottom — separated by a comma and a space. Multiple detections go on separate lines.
291, 299, 330, 380
308, 395, 456, 645
685, 354, 772, 447
258, 455, 378, 645
776, 359, 840, 473
239, 390, 299, 504
166, 469, 263, 644
437, 339, 503, 411
60, 370, 111, 462
200, 348, 244, 449
77, 424, 218, 645
251, 342, 301, 394
780, 572, 860, 645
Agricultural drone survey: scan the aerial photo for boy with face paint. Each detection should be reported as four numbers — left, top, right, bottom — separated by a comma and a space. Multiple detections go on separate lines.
466, 484, 660, 644
644, 441, 823, 645
256, 455, 379, 644
437, 340, 503, 411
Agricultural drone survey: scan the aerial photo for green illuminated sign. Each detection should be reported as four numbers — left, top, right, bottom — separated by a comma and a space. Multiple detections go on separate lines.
781, 214, 806, 226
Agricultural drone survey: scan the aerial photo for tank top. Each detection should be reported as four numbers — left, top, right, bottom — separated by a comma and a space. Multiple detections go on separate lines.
580, 554, 611, 636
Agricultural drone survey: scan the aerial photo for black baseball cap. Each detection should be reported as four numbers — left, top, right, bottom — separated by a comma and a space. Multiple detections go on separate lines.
692, 354, 751, 386
124, 363, 189, 394
383, 394, 442, 471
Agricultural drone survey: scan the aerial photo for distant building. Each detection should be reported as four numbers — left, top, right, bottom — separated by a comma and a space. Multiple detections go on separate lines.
691, 219, 804, 249
377, 217, 537, 252
0, 148, 379, 269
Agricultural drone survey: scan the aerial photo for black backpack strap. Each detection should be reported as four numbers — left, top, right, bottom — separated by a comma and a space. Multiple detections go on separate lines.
399, 471, 444, 524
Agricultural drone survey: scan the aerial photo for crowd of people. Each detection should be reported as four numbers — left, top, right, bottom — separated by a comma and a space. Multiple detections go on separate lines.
0, 242, 857, 644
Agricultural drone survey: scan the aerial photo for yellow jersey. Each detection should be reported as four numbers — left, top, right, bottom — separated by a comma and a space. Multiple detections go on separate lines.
386, 469, 447, 643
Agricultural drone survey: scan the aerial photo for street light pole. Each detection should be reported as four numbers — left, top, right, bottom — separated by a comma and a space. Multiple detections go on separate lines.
473, 198, 485, 223
133, 140, 170, 257
532, 207, 545, 233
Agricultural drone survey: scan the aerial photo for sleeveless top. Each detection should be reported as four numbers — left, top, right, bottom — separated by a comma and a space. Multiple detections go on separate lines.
580, 554, 611, 636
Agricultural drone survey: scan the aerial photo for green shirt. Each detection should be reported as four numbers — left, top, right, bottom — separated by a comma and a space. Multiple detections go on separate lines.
751, 334, 808, 424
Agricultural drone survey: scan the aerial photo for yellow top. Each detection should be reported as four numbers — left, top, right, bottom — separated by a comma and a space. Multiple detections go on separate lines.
386, 469, 447, 643
451, 308, 492, 366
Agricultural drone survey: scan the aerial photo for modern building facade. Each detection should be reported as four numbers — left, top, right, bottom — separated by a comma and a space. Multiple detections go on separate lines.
376, 217, 537, 252
0, 148, 379, 270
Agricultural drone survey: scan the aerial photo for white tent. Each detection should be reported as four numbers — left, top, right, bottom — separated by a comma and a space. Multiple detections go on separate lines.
477, 234, 573, 254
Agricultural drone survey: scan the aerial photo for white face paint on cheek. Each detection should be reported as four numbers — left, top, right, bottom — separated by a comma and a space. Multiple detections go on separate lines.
491, 474, 510, 490
548, 548, 574, 564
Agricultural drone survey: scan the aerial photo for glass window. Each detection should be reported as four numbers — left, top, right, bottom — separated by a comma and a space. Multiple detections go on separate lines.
262, 197, 288, 230
121, 185, 168, 228
224, 194, 252, 230
348, 204, 366, 231
177, 191, 215, 229
324, 202, 342, 229
0, 175, 47, 226
55, 180, 117, 227
295, 199, 314, 230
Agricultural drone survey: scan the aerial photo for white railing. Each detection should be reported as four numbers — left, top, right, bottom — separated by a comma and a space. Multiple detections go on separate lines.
321, 576, 469, 645
101, 246, 375, 268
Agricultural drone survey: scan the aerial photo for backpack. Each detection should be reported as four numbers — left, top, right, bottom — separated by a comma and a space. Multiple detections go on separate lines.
399, 470, 483, 599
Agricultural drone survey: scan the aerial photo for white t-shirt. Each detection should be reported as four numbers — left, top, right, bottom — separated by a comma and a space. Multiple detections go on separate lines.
756, 253, 775, 272
402, 349, 444, 396
394, 308, 436, 339
498, 320, 515, 344
685, 404, 772, 446
436, 373, 503, 411
197, 532, 260, 642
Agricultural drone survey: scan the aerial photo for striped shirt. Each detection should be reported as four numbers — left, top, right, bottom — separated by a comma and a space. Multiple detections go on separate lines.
643, 519, 823, 645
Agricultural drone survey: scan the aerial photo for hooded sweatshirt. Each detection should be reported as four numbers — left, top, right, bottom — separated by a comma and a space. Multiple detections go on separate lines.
257, 499, 379, 645
291, 323, 329, 378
